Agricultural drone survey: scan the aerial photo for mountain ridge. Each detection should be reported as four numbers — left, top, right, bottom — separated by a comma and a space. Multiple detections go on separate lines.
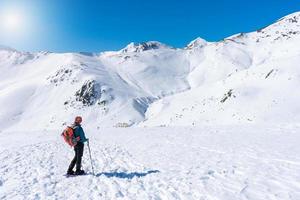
0, 11, 299, 131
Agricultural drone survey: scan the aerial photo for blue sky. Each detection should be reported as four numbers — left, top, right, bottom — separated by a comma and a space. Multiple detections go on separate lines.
0, 0, 299, 52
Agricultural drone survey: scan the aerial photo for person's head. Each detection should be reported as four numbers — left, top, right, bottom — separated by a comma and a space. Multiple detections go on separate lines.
74, 116, 82, 125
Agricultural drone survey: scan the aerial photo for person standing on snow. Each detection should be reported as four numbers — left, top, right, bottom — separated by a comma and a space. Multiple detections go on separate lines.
67, 116, 88, 175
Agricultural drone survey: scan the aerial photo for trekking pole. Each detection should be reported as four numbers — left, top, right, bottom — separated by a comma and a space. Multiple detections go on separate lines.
87, 140, 95, 176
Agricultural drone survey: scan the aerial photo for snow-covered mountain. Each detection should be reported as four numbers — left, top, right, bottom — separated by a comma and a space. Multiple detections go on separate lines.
1, 12, 300, 200
1, 12, 300, 131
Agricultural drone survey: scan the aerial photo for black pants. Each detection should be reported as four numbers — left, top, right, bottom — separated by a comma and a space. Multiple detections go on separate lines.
68, 142, 84, 172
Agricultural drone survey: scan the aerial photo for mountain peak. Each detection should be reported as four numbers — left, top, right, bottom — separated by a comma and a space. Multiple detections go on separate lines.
120, 41, 171, 53
0, 45, 17, 52
276, 11, 300, 24
185, 37, 207, 49
251, 11, 300, 43
257, 11, 300, 32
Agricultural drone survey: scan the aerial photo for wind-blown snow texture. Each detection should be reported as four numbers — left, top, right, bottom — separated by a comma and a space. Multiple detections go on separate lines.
1, 126, 300, 199
1, 12, 300, 200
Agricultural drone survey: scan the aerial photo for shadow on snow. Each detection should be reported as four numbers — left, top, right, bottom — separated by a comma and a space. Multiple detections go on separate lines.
95, 170, 160, 179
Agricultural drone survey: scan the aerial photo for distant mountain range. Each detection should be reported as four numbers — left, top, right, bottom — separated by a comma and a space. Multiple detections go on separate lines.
0, 11, 299, 131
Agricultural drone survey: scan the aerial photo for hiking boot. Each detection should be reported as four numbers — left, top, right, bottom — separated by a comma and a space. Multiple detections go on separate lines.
75, 170, 85, 175
67, 170, 75, 175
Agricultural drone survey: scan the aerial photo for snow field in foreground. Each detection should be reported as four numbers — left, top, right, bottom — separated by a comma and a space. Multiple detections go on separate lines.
0, 125, 300, 200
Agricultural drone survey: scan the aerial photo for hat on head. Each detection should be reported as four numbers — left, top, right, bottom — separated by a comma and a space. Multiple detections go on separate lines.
75, 116, 82, 123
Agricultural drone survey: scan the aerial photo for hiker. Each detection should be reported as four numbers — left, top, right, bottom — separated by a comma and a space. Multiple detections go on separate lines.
67, 116, 88, 175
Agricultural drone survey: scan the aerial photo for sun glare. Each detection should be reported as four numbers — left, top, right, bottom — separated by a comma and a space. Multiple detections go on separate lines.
4, 12, 21, 30
0, 5, 36, 44
0, 9, 25, 34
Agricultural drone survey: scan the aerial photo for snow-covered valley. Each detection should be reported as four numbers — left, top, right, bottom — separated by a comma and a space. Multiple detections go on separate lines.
1, 126, 300, 200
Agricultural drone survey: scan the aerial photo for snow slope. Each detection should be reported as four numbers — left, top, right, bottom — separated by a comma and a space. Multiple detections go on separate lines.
1, 125, 300, 199
142, 12, 300, 126
1, 12, 300, 130
1, 12, 300, 200
0, 42, 190, 131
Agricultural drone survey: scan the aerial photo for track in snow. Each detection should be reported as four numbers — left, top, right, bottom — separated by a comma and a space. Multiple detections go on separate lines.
0, 126, 300, 200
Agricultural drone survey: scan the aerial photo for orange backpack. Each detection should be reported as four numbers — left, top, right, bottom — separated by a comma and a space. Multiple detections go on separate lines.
61, 126, 80, 147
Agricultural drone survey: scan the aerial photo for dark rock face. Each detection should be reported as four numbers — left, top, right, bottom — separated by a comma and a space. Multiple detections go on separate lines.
138, 42, 161, 51
221, 89, 235, 103
287, 15, 298, 23
121, 41, 169, 53
48, 63, 87, 85
75, 80, 101, 105
48, 68, 74, 85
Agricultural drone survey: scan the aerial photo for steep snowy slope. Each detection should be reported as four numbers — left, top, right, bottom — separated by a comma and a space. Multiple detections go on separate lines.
0, 42, 191, 131
0, 12, 300, 130
142, 12, 300, 126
